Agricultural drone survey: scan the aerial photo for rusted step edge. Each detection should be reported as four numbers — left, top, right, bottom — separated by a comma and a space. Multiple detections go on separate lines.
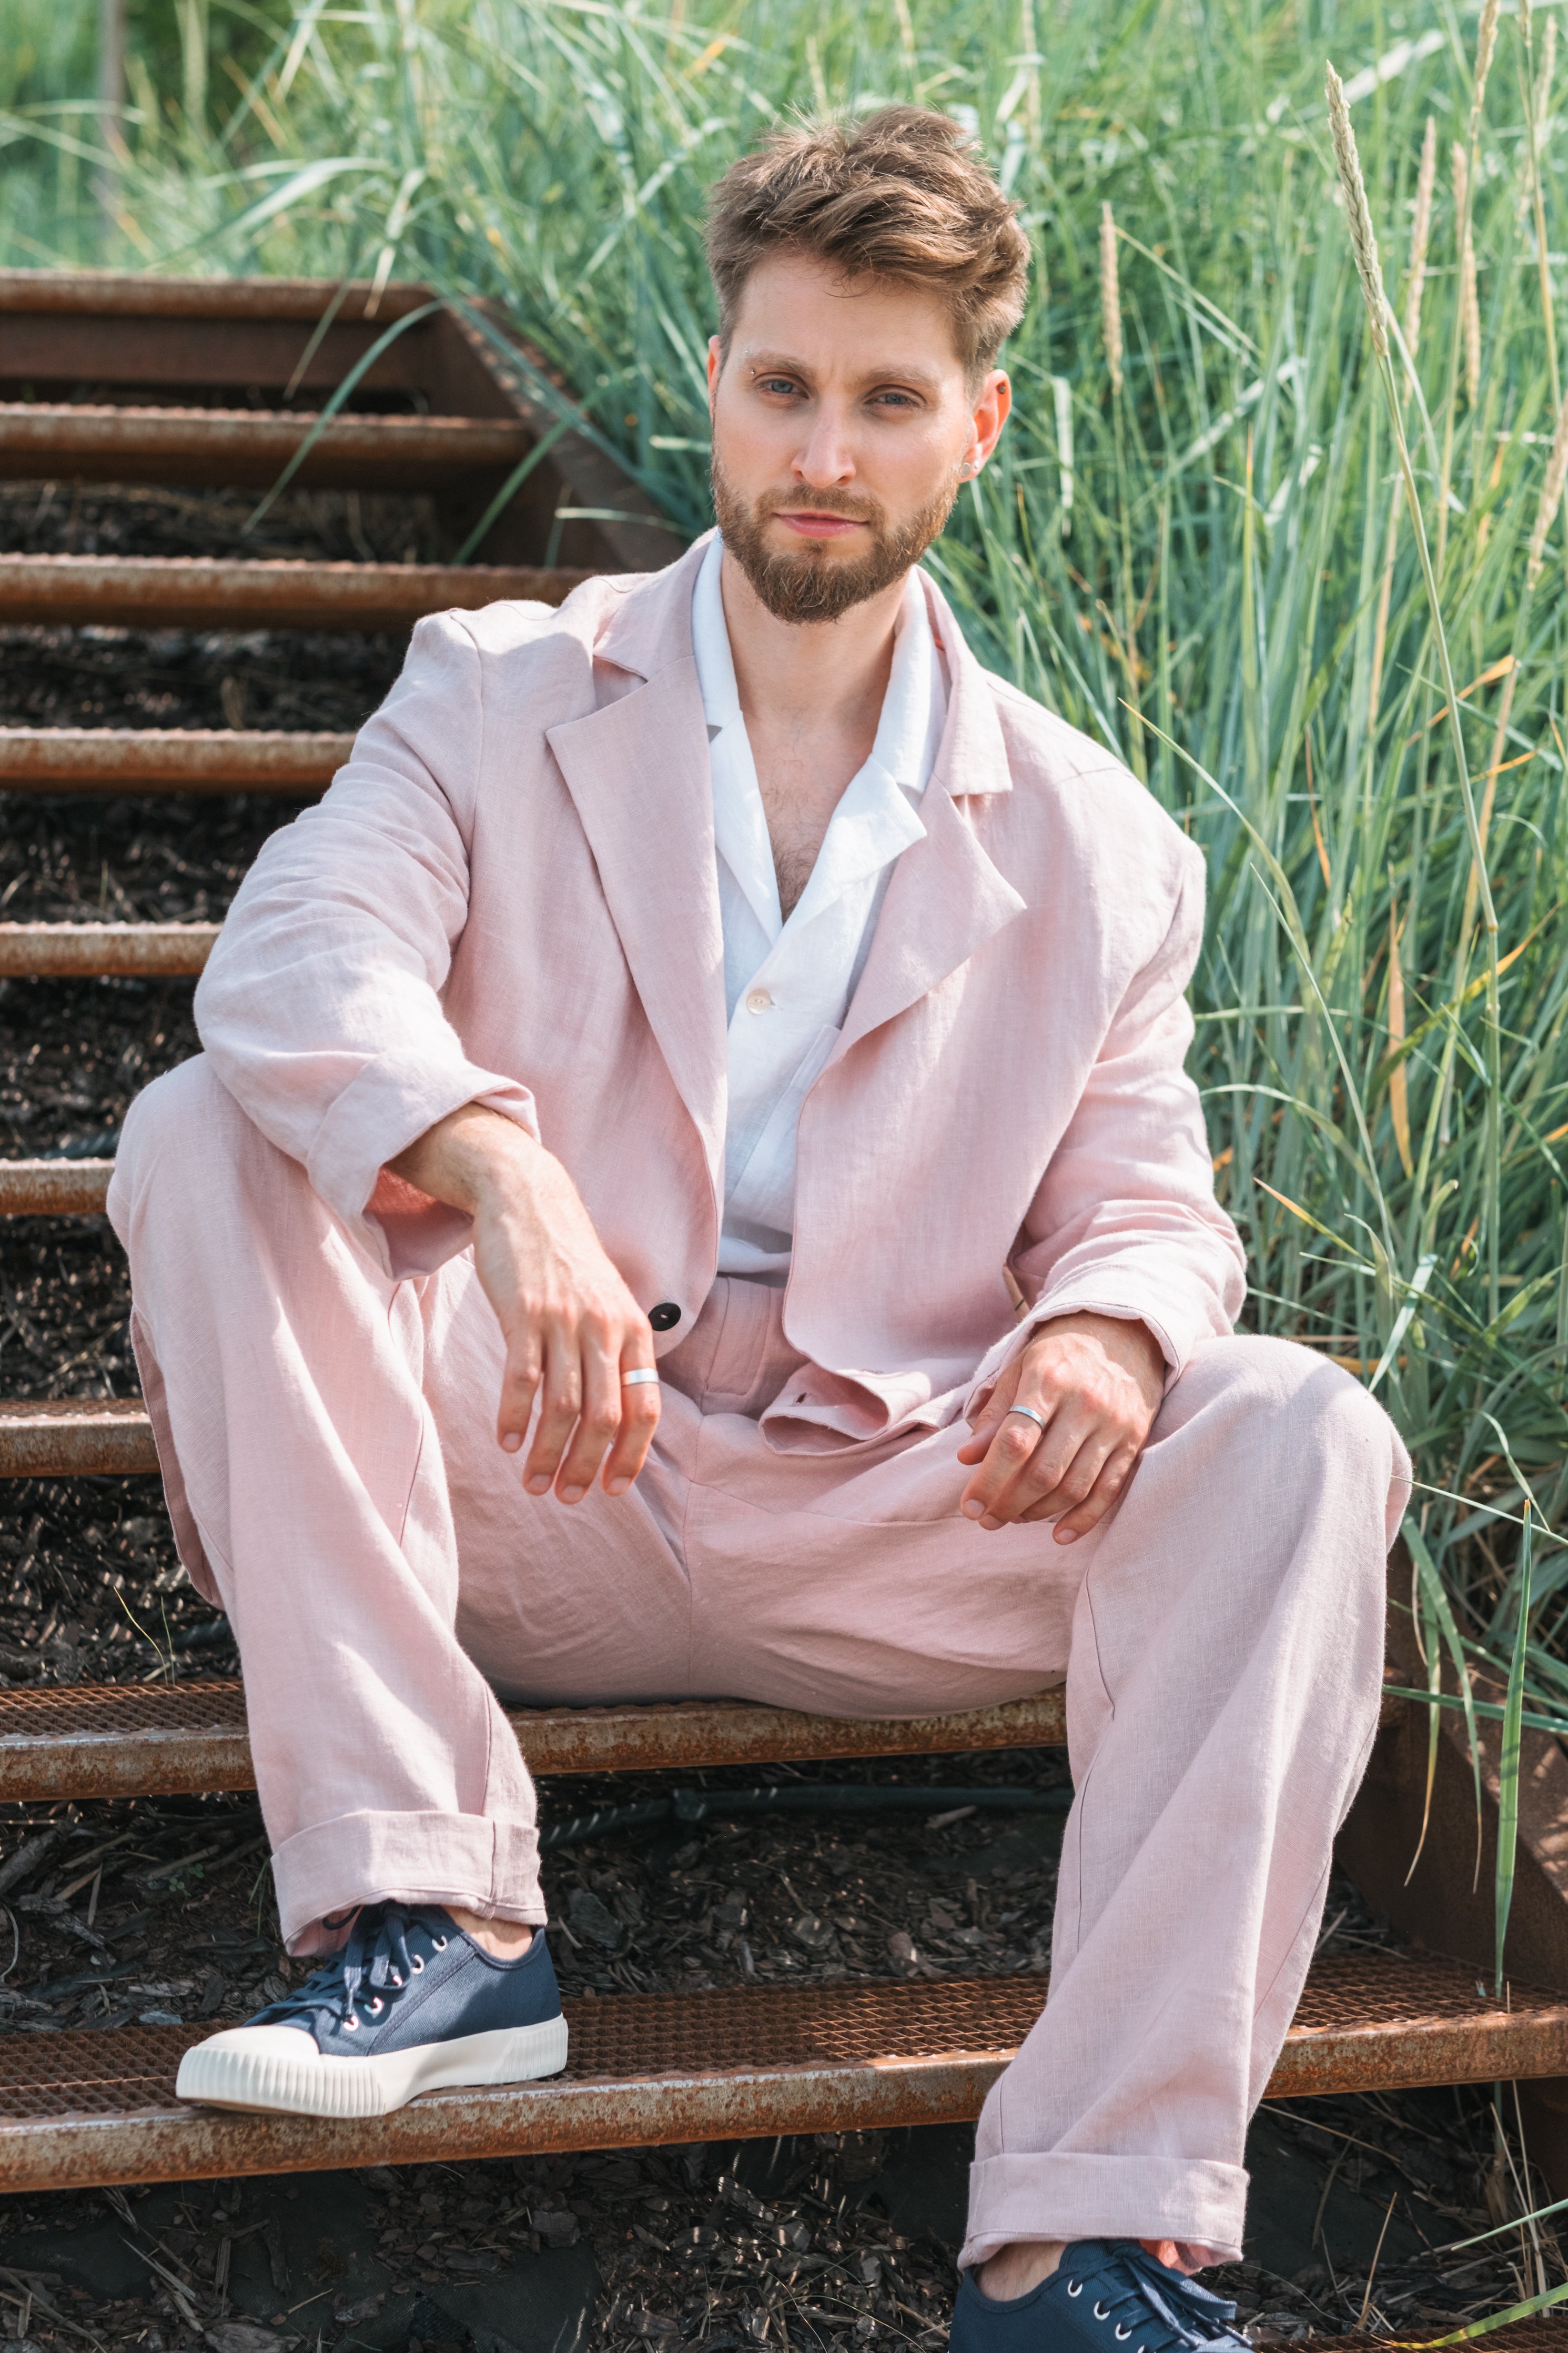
0, 1678, 1067, 1799
0, 554, 594, 631
0, 1160, 115, 1214
0, 924, 218, 978
0, 1399, 158, 1473
0, 404, 532, 489
0, 729, 349, 793
0, 1956, 1559, 2194
0, 269, 438, 323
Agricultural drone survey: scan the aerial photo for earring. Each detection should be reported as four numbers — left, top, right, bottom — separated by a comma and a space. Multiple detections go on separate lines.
960, 459, 979, 480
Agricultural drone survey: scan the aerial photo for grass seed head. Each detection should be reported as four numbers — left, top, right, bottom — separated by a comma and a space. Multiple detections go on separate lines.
1452, 141, 1481, 407
1099, 199, 1122, 396
1526, 389, 1568, 585
1326, 62, 1389, 357
1472, 0, 1502, 127
1402, 115, 1437, 355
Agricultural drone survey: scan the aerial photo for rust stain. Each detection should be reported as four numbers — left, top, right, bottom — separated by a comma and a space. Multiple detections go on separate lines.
0, 923, 218, 977
0, 404, 532, 489
0, 556, 593, 633
0, 1160, 114, 1216
0, 1400, 158, 1476
0, 729, 351, 794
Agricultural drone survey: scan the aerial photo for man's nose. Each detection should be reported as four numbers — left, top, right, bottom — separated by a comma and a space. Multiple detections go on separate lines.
793, 406, 856, 487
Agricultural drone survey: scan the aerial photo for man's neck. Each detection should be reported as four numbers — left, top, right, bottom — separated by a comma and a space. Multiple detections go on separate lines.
717, 544, 907, 743
717, 545, 915, 919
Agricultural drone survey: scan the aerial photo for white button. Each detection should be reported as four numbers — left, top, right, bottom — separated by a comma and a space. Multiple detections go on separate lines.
745, 988, 772, 1014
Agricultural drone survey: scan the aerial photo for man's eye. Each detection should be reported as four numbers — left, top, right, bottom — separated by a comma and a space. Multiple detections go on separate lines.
758, 377, 800, 396
871, 391, 918, 411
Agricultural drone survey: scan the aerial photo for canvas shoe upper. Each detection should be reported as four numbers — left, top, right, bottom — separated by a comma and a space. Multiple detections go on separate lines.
175, 1900, 566, 2118
950, 2241, 1252, 2353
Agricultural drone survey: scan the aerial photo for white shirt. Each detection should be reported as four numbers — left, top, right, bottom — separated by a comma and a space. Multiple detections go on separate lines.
691, 531, 948, 1281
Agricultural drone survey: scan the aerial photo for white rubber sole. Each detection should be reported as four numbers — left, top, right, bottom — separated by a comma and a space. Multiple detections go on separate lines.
174, 2014, 570, 2118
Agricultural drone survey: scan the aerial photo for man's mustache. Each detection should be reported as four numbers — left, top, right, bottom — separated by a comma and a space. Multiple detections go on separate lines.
758, 491, 887, 528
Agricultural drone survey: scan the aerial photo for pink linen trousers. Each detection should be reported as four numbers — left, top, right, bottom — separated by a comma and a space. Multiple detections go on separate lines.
107, 535, 1411, 2272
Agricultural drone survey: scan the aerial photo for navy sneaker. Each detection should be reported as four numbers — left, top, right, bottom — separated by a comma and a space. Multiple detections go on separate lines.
951, 2240, 1250, 2353
175, 1902, 566, 2118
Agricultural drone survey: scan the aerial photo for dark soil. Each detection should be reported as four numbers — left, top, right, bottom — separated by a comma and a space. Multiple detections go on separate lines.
0, 486, 1560, 2352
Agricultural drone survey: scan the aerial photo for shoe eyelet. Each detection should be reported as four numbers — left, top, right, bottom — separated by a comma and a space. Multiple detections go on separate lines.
370, 1997, 383, 2015
344, 2014, 359, 2032
433, 1936, 448, 1950
1066, 2283, 1083, 2298
411, 1956, 424, 1973
390, 1973, 402, 1988
1094, 2304, 1110, 2321
1116, 2327, 1131, 2340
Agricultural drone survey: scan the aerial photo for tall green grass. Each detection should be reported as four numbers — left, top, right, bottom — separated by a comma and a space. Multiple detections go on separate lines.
6, 0, 1568, 1727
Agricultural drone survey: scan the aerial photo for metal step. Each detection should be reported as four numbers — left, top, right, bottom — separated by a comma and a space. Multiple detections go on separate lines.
0, 1953, 1558, 2194
0, 1398, 157, 1475
3, 1682, 1070, 1796
0, 1160, 115, 1214
0, 727, 350, 793
0, 553, 592, 631
0, 1678, 1068, 1803
0, 923, 218, 976
0, 404, 533, 490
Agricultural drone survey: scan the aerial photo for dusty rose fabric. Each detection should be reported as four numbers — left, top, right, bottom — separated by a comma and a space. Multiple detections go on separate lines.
188, 532, 1247, 1447
109, 1058, 1409, 2267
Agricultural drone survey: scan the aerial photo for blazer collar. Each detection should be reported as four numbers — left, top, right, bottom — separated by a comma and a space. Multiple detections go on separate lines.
836, 567, 1025, 1053
544, 537, 1026, 1153
544, 538, 727, 1193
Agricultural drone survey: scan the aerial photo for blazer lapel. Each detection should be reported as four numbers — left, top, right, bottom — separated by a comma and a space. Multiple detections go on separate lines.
545, 553, 729, 1188
838, 576, 1027, 1054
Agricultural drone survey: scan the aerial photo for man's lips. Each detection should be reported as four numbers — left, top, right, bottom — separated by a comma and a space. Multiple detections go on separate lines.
768, 509, 870, 540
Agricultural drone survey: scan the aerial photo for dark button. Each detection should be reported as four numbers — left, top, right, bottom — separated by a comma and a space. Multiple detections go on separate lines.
649, 1301, 683, 1332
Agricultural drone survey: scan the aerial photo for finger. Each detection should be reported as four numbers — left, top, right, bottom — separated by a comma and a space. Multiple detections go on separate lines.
1047, 1441, 1141, 1542
977, 1410, 1104, 1531
497, 1331, 543, 1456
956, 1368, 1021, 1463
602, 1356, 661, 1494
522, 1333, 583, 1495
553, 1319, 624, 1503
960, 1401, 1052, 1521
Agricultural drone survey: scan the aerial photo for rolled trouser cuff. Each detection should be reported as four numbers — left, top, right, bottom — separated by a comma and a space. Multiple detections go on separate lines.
272, 1807, 545, 1955
958, 2153, 1246, 2273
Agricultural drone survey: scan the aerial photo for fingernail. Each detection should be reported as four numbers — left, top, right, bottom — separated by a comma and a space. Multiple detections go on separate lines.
525, 1475, 550, 1495
560, 1485, 584, 1504
501, 1433, 522, 1454
1057, 1527, 1078, 1544
960, 1499, 985, 1521
980, 1514, 1003, 1531
606, 1477, 630, 1496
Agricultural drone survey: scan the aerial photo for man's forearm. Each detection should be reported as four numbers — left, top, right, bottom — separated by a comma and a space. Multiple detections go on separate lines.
388, 1103, 545, 1216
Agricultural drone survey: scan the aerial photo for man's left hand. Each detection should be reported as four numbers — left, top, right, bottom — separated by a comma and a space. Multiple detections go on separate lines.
955, 1311, 1166, 1541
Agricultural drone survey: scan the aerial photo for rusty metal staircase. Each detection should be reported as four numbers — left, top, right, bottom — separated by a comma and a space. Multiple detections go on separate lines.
2, 266, 1567, 2197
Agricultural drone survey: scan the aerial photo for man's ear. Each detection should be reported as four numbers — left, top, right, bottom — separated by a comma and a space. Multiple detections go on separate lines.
967, 370, 1013, 475
706, 336, 722, 418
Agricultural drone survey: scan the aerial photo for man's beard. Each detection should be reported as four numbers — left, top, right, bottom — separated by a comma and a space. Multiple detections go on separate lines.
710, 453, 959, 625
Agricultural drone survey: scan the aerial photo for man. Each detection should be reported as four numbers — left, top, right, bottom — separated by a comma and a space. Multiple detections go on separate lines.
110, 106, 1409, 2350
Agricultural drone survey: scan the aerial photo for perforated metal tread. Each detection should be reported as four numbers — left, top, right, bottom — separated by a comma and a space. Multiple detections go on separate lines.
0, 1953, 1560, 2193
0, 1678, 1068, 1800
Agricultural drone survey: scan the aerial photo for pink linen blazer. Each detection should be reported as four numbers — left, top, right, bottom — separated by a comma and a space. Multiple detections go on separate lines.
193, 532, 1245, 1453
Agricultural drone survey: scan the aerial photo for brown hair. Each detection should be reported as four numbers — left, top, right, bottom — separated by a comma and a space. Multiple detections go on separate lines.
704, 106, 1030, 384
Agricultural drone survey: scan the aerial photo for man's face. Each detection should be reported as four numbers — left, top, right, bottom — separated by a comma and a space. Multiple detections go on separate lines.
706, 250, 1010, 624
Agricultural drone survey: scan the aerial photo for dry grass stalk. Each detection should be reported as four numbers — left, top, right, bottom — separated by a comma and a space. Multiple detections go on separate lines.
1453, 140, 1481, 407
1326, 63, 1389, 355
1542, 15, 1557, 132
1100, 200, 1123, 396
1526, 389, 1568, 586
1403, 115, 1437, 355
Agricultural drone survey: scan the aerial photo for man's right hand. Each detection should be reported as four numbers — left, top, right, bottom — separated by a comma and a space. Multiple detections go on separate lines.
388, 1104, 660, 1503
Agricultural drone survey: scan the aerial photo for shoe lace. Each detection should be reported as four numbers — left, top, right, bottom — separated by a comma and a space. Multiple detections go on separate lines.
254, 1903, 450, 2034
1060, 2243, 1247, 2353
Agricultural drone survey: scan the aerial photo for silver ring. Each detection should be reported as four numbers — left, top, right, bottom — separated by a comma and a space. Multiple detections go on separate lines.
621, 1367, 660, 1387
1005, 1403, 1046, 1432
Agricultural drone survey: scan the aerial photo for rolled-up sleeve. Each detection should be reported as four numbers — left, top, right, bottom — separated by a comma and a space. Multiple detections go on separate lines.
194, 609, 540, 1280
